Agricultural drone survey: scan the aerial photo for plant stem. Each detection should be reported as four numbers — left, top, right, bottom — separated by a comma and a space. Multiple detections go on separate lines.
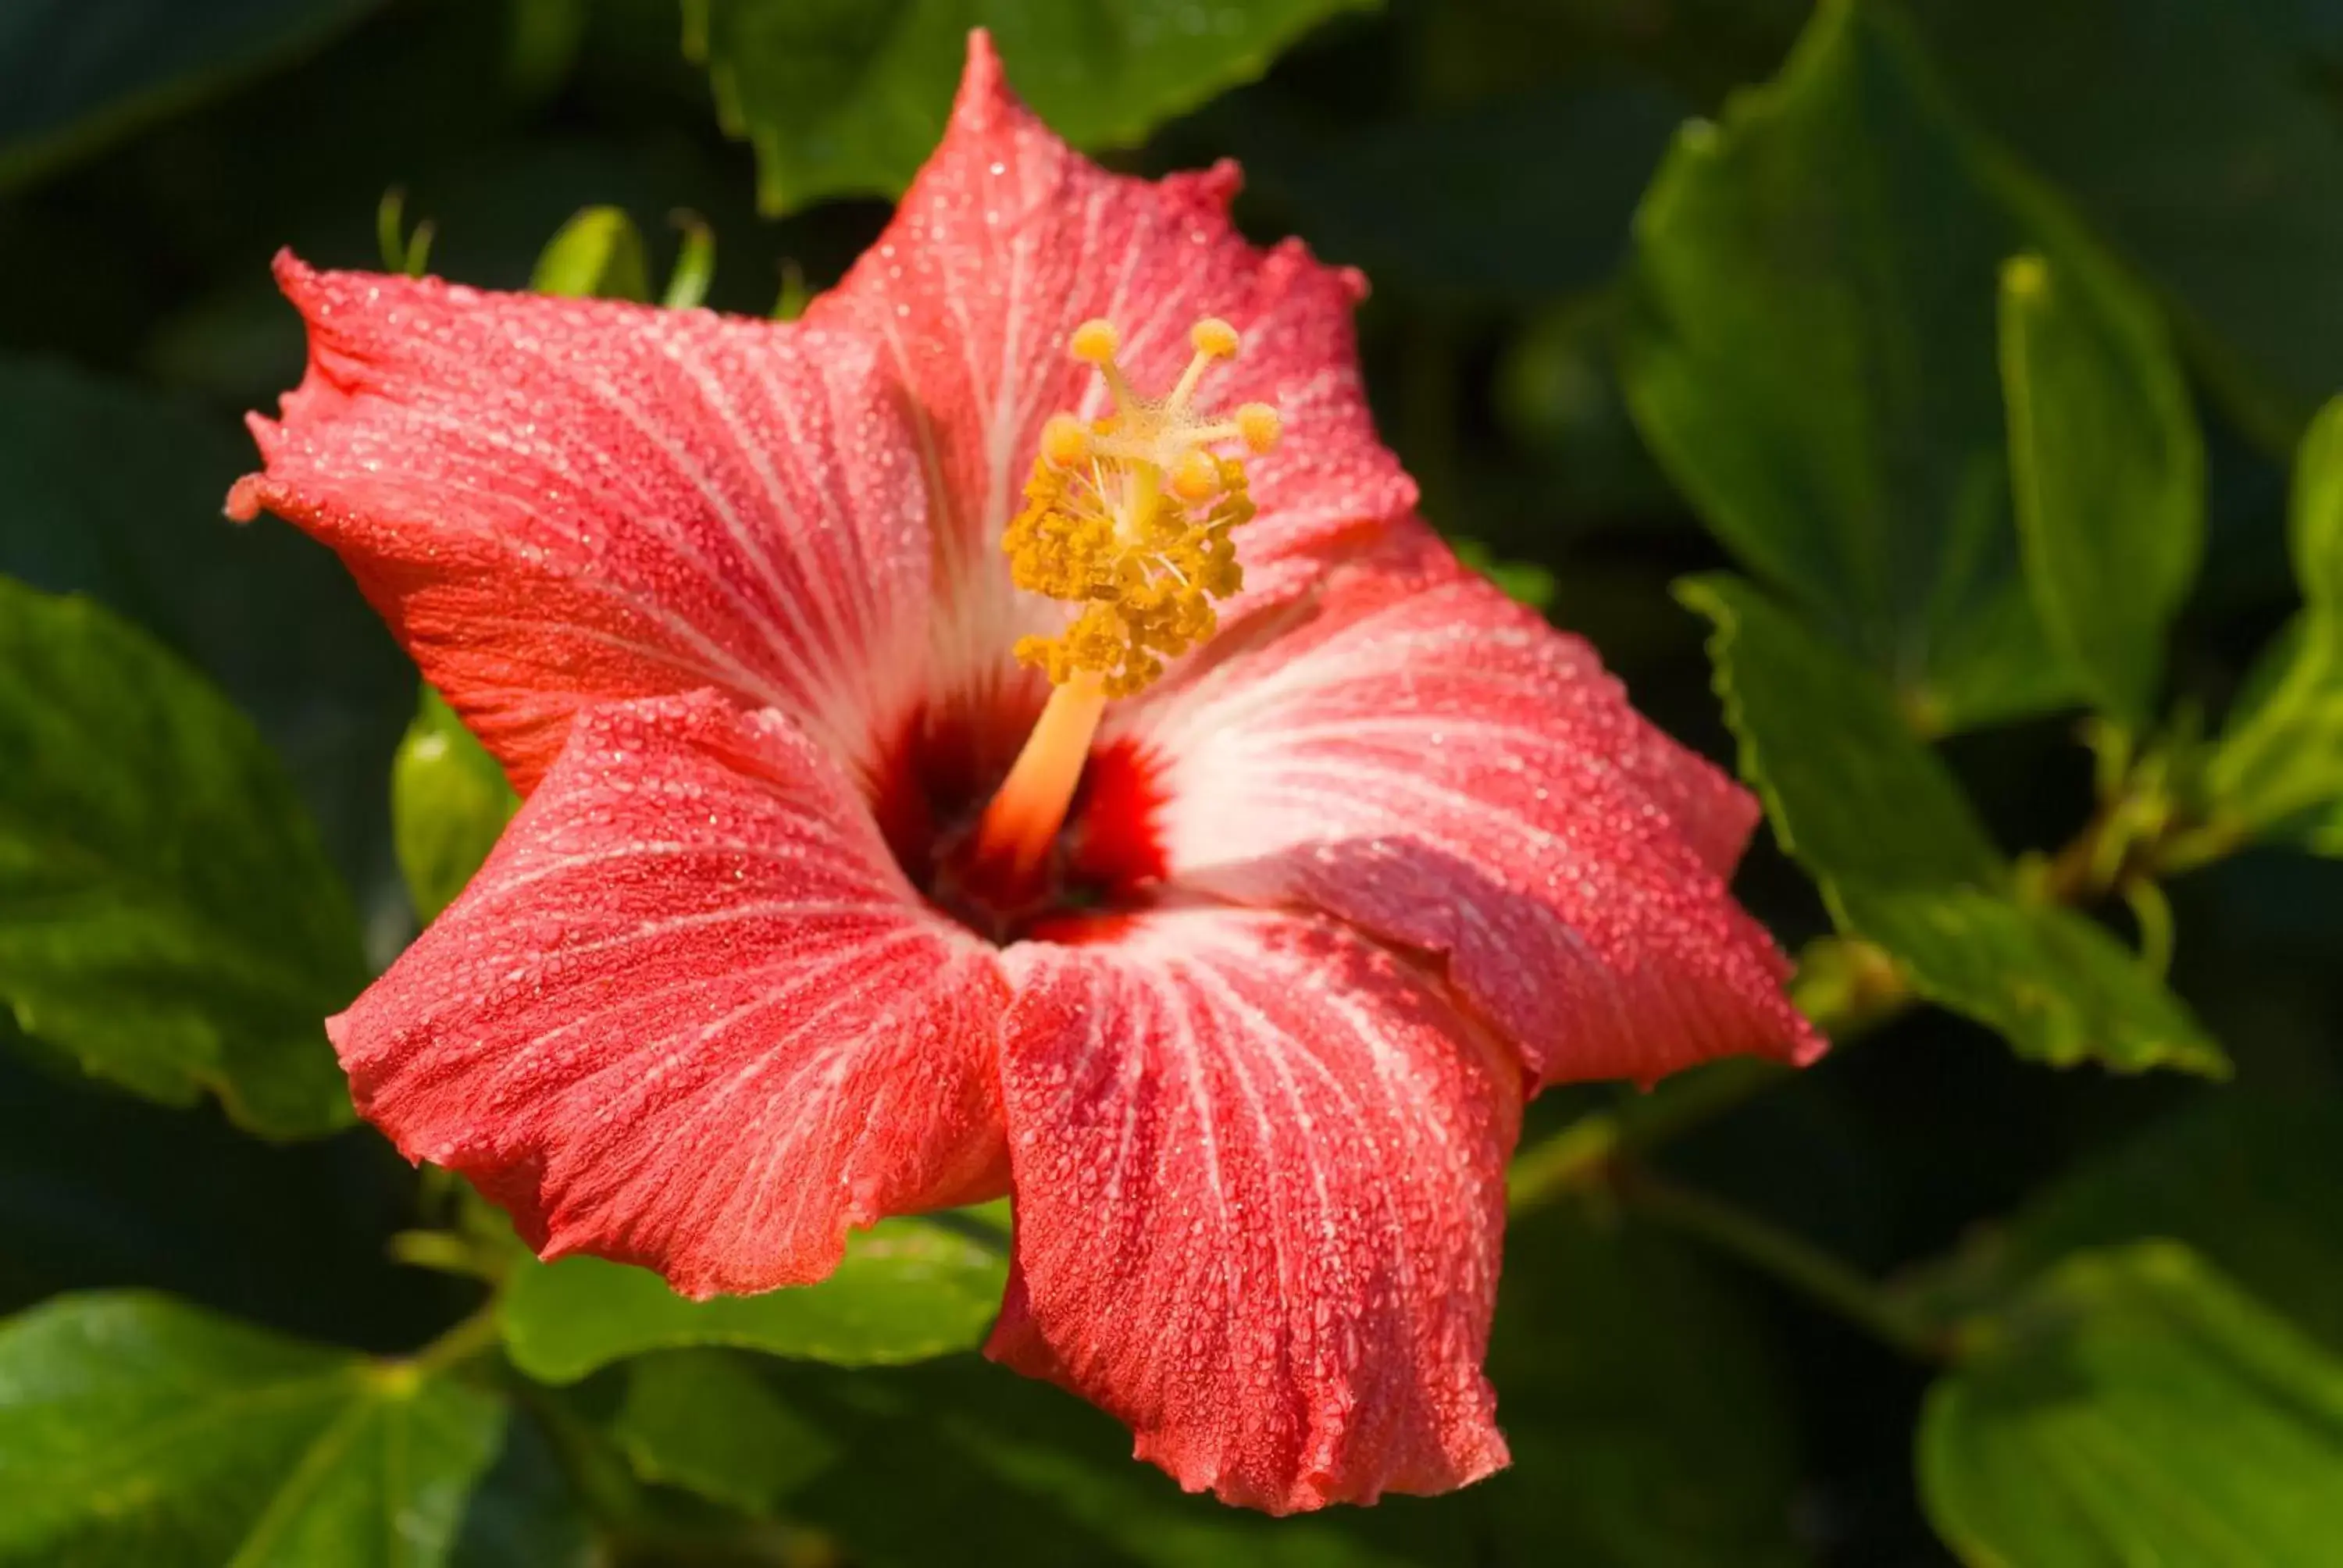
1506, 934, 1909, 1215
1623, 1171, 1949, 1361
408, 1299, 505, 1374
1500, 738, 2235, 1356
1507, 1056, 1785, 1214
1504, 736, 2231, 1217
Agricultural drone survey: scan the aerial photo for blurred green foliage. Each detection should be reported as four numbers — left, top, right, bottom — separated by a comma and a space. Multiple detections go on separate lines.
590, 1206, 1811, 1567
500, 1214, 1014, 1384
1920, 1244, 2343, 1567
0, 581, 366, 1137
1999, 250, 2203, 730
1622, 0, 2100, 734
690, 0, 1378, 213
2, 0, 2341, 1563
1905, 0, 2343, 450
2196, 401, 2343, 854
390, 688, 519, 926
0, 1292, 510, 1566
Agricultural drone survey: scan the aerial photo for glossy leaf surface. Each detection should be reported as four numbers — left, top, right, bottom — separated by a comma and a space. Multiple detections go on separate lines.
1921, 1244, 2343, 1568
1625, 0, 2143, 732
501, 1212, 1011, 1384
690, 0, 1373, 213
390, 687, 517, 925
0, 1292, 505, 1568
1685, 574, 2224, 1076
0, 579, 367, 1136
1999, 251, 2203, 727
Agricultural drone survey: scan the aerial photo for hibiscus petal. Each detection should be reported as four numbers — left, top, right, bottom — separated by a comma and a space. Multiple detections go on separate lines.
334, 691, 1007, 1299
806, 32, 1416, 696
992, 907, 1519, 1513
230, 257, 931, 792
1122, 522, 1822, 1088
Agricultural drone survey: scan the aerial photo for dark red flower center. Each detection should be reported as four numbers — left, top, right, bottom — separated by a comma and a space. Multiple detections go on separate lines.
871, 698, 1168, 944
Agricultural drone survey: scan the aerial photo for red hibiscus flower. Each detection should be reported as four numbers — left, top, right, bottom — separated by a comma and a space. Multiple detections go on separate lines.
228, 33, 1819, 1513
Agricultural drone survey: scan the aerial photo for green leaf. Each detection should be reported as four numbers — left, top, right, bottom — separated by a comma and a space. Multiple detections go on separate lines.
0, 1292, 506, 1567
378, 187, 437, 278
2291, 396, 2343, 608
529, 207, 653, 301
1677, 575, 2002, 896
0, 0, 381, 190
1905, 0, 2343, 450
1831, 885, 2226, 1077
1622, 0, 2088, 732
0, 579, 368, 1137
506, 0, 590, 102
1978, 1091, 2343, 1355
2202, 612, 2343, 853
611, 1351, 838, 1514
686, 0, 1375, 216
1919, 1243, 2343, 1568
391, 688, 519, 925
2199, 400, 2343, 850
1999, 251, 2204, 728
623, 1207, 1806, 1565
1683, 574, 2226, 1077
501, 1210, 1011, 1384
662, 215, 718, 312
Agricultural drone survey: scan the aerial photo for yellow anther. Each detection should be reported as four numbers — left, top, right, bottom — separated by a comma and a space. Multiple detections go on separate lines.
1236, 403, 1282, 453
1170, 449, 1221, 502
1004, 314, 1281, 696
1068, 319, 1120, 364
1190, 318, 1240, 358
1040, 414, 1091, 469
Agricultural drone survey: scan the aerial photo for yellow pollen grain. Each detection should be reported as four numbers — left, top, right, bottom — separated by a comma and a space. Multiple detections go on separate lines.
1236, 403, 1282, 452
1069, 319, 1121, 363
1191, 317, 1240, 357
1170, 449, 1221, 501
1040, 414, 1090, 468
1003, 314, 1282, 697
